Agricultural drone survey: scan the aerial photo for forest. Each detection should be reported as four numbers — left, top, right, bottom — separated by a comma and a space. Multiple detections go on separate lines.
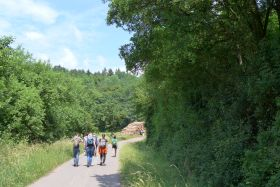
105, 0, 280, 186
0, 36, 142, 143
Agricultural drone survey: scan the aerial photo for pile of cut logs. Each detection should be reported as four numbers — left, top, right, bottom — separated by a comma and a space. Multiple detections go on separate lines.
121, 121, 145, 135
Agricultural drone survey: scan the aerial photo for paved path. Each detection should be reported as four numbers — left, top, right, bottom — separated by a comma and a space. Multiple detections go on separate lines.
29, 136, 145, 187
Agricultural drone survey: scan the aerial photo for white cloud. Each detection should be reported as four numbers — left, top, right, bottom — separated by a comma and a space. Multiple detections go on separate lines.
19, 30, 50, 49
118, 65, 126, 72
57, 48, 78, 69
79, 56, 127, 73
0, 0, 59, 24
24, 31, 45, 41
36, 53, 49, 61
71, 25, 83, 42
0, 19, 11, 30
83, 58, 91, 69
36, 22, 86, 47
80, 56, 109, 72
96, 55, 107, 66
0, 1, 129, 73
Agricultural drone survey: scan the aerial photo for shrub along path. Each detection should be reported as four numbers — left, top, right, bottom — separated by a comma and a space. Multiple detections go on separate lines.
28, 136, 145, 187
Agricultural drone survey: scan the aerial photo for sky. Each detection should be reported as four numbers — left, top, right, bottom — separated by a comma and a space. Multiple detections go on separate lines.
0, 0, 131, 72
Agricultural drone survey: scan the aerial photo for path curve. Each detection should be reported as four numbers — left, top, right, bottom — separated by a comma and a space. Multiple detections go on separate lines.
29, 136, 145, 187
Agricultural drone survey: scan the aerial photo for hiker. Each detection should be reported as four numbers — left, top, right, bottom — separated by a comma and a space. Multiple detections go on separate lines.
111, 135, 118, 157
98, 134, 108, 165
72, 133, 83, 167
86, 133, 96, 167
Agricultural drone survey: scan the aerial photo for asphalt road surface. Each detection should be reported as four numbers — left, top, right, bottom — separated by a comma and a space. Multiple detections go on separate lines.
29, 136, 145, 187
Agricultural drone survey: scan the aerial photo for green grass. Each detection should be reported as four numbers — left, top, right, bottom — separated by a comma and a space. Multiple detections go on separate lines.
120, 141, 190, 187
0, 139, 72, 187
0, 132, 139, 187
100, 132, 140, 141
114, 132, 140, 141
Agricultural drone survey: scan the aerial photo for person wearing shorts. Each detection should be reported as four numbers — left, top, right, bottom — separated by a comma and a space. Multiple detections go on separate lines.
111, 135, 118, 157
98, 134, 108, 165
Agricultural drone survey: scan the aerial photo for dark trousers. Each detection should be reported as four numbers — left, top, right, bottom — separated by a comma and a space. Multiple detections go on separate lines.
73, 147, 80, 166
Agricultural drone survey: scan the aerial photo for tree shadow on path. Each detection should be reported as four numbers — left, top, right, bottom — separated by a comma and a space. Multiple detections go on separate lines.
91, 174, 121, 187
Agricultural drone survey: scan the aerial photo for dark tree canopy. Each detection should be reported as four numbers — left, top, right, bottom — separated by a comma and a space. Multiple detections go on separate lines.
106, 0, 280, 186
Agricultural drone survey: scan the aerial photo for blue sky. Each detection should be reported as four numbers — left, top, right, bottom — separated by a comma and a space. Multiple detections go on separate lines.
0, 0, 131, 72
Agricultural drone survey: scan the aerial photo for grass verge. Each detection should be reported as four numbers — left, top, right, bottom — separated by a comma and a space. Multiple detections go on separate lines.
0, 139, 72, 187
120, 141, 189, 187
100, 132, 140, 141
114, 132, 140, 141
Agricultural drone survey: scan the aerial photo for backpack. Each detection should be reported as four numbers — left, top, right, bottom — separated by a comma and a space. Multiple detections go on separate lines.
99, 139, 107, 148
87, 137, 94, 146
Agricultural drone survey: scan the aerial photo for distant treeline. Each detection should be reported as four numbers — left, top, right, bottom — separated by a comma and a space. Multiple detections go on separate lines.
0, 36, 142, 142
106, 0, 280, 186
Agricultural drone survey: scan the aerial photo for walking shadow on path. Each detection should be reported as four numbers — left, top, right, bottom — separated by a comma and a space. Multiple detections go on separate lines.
92, 174, 121, 187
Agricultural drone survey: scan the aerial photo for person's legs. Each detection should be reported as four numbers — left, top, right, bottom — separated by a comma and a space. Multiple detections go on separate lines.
73, 148, 79, 166
102, 153, 106, 164
86, 147, 90, 167
99, 147, 102, 165
101, 147, 107, 164
100, 153, 103, 165
73, 148, 76, 166
112, 145, 116, 157
87, 147, 93, 167
113, 145, 117, 157
92, 148, 95, 165
76, 149, 80, 166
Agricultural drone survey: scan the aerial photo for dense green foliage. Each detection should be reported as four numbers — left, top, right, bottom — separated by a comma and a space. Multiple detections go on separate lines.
106, 0, 280, 186
0, 36, 141, 142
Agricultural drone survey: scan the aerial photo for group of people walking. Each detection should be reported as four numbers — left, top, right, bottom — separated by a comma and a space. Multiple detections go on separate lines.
72, 133, 118, 167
